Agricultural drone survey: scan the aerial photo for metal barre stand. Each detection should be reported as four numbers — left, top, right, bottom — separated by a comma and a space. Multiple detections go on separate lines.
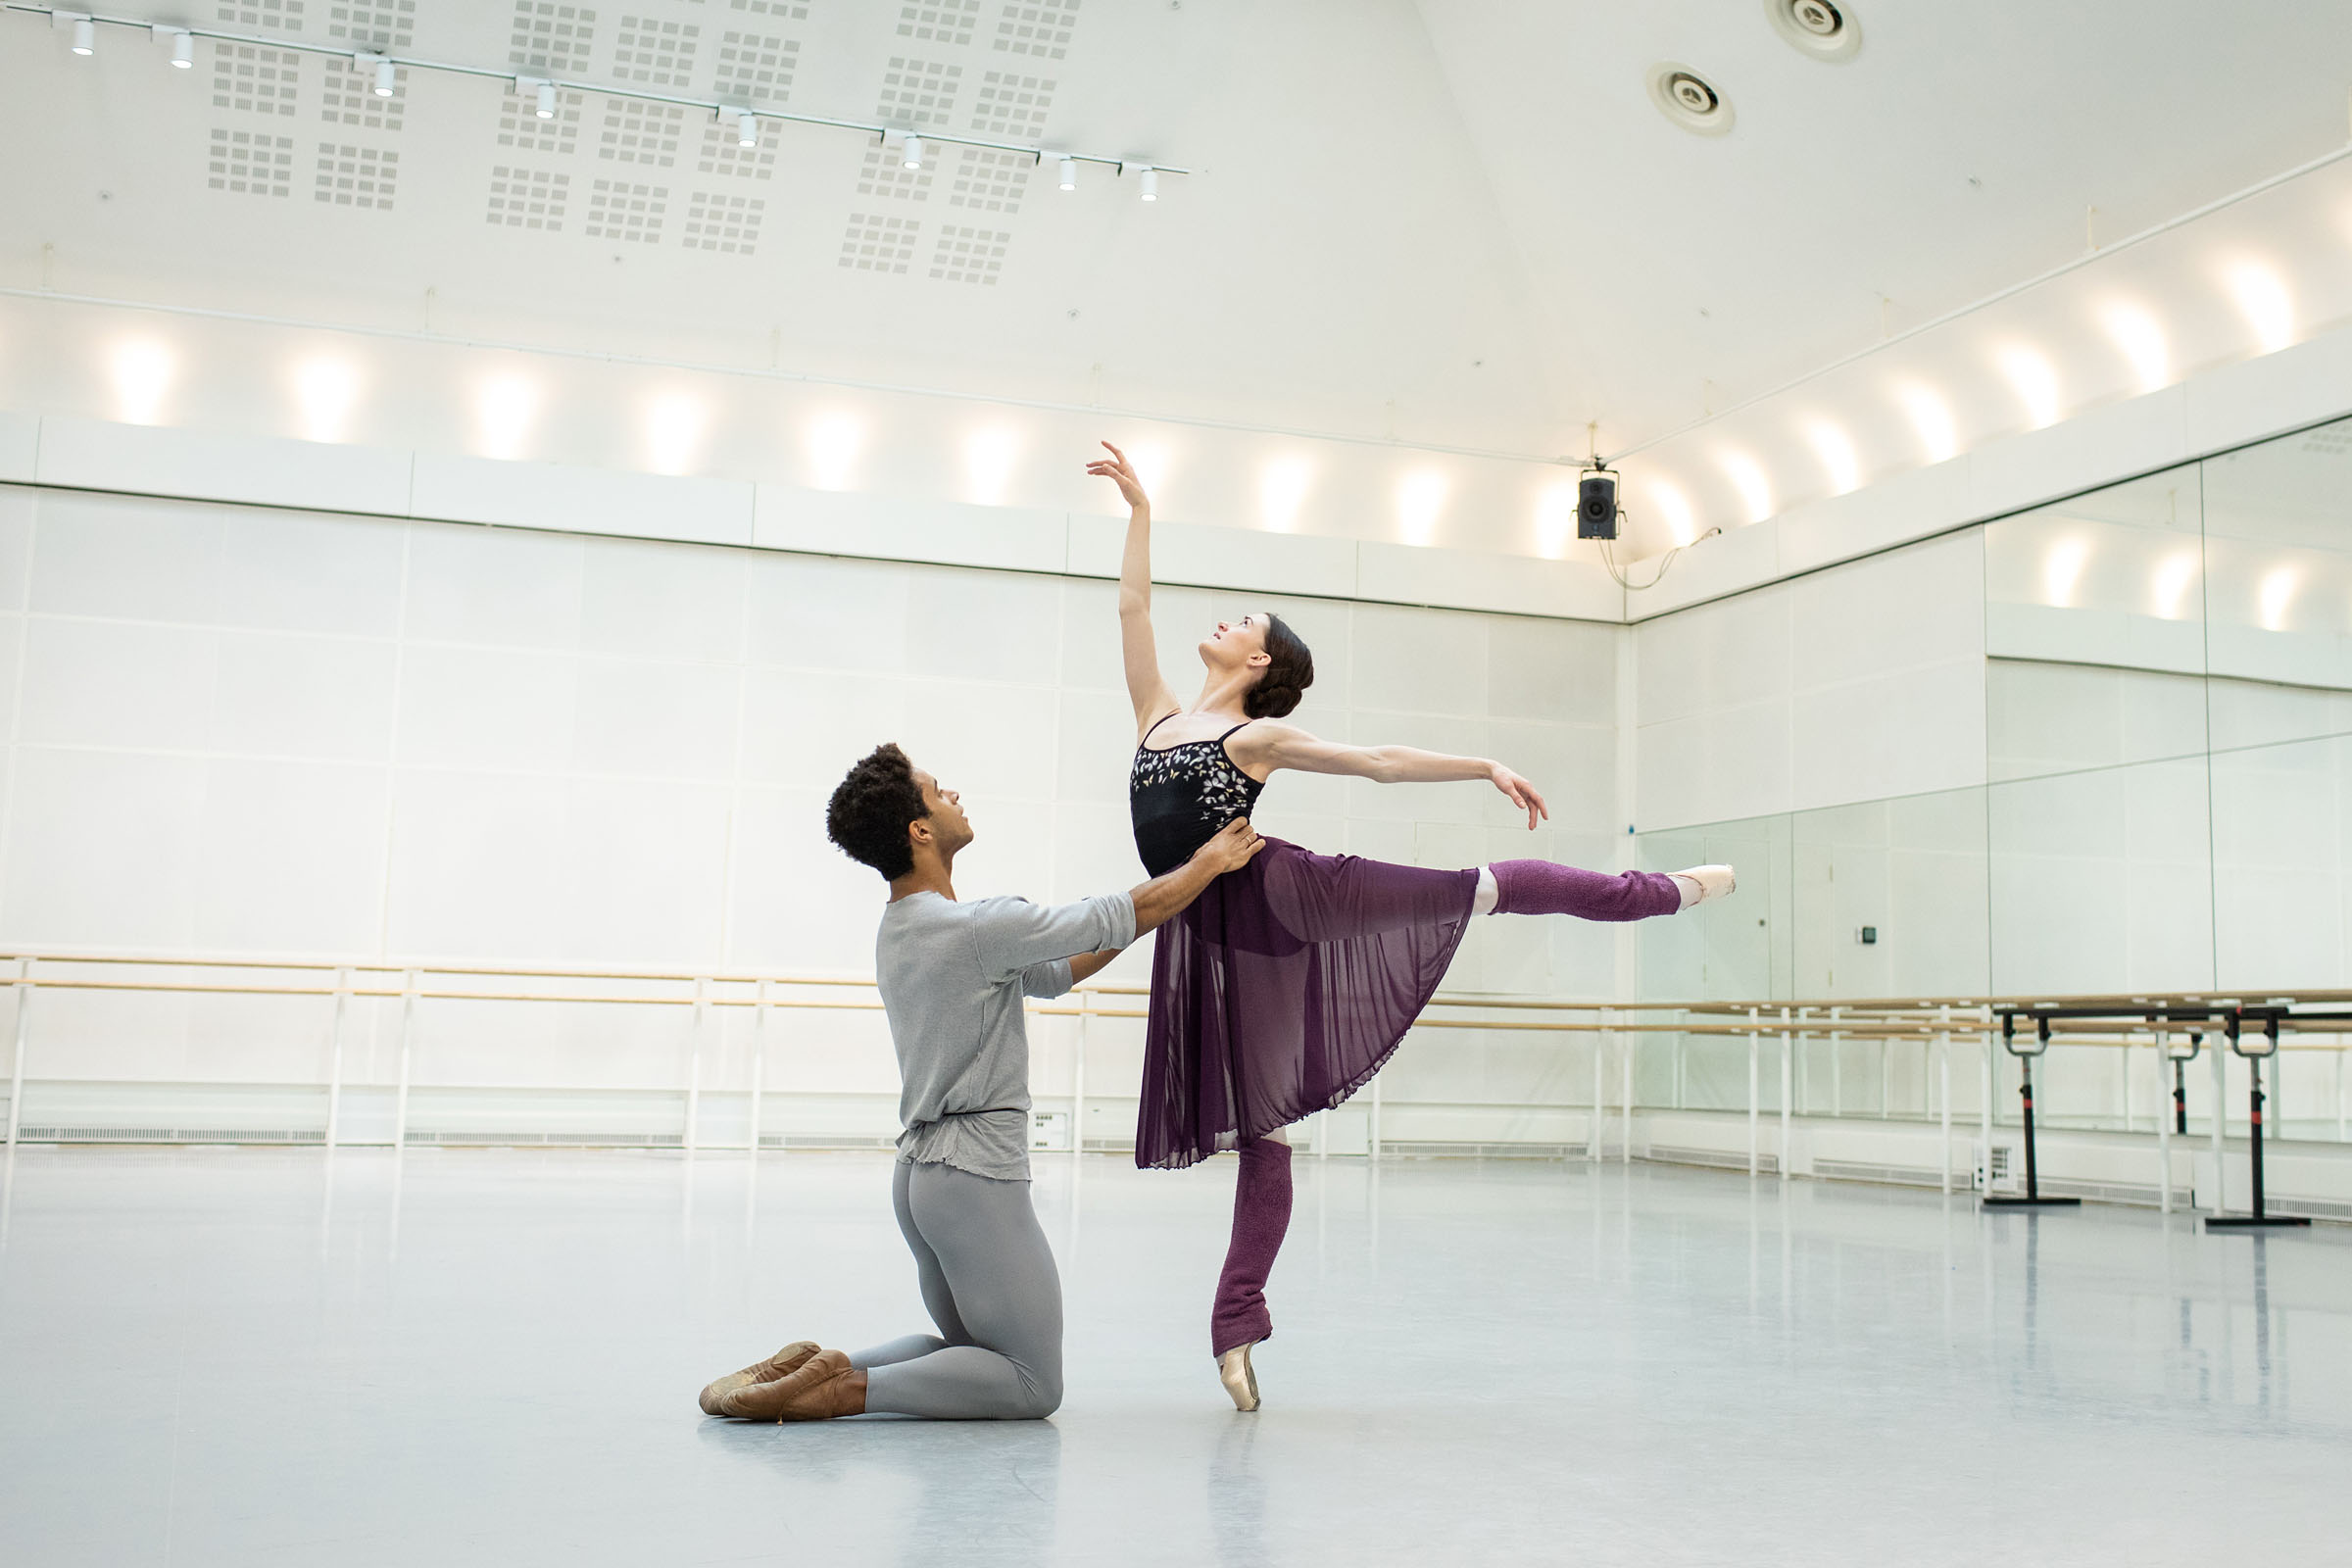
2202, 1012, 2311, 1231
1981, 1011, 2080, 1208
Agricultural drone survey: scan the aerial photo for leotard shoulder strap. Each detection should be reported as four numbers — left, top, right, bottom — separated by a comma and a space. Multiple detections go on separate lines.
1142, 710, 1180, 744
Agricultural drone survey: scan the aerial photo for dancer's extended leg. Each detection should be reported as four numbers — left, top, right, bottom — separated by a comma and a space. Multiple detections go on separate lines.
1486, 859, 1732, 920
858, 1159, 1065, 1420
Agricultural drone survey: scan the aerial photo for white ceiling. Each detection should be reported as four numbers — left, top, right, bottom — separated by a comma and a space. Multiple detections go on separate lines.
4, 1, 2352, 529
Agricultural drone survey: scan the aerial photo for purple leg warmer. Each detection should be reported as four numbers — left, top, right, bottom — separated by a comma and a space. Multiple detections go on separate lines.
1210, 1140, 1294, 1358
1491, 859, 1684, 922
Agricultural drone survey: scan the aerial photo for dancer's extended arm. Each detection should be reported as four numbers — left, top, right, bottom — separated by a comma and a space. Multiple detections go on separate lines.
1089, 442, 1179, 733
1233, 723, 1550, 830
981, 819, 1266, 994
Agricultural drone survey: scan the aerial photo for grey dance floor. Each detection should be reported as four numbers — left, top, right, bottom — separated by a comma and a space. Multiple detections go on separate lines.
2, 1146, 2348, 1566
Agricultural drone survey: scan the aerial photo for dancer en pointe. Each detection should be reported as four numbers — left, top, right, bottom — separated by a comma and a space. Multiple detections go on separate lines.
697, 744, 1261, 1422
1086, 442, 1736, 1413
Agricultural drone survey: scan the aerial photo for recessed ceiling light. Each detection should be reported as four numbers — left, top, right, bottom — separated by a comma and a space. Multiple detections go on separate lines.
1645, 64, 1735, 136
1765, 0, 1862, 63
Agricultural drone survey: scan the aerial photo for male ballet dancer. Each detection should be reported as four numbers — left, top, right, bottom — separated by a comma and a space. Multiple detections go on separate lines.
697, 742, 1261, 1421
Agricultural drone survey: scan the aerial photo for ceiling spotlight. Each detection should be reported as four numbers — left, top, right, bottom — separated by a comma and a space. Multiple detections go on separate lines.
71, 16, 95, 55
372, 58, 396, 97
1765, 0, 1862, 63
1646, 62, 1735, 135
160, 26, 193, 67
1057, 156, 1077, 191
903, 133, 924, 170
736, 110, 758, 147
535, 81, 557, 120
1139, 166, 1158, 202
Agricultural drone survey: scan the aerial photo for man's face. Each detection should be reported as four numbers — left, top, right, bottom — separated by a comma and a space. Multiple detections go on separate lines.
910, 767, 973, 857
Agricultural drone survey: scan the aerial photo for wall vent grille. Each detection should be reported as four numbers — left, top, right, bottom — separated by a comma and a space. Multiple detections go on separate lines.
682, 191, 763, 254
510, 1, 598, 74
21, 1127, 323, 1144
208, 127, 296, 197
929, 223, 1008, 285
840, 212, 919, 273
214, 45, 301, 117
585, 178, 668, 242
994, 0, 1077, 60
315, 143, 398, 208
612, 14, 700, 87
1381, 1141, 1589, 1161
487, 166, 569, 229
1648, 1144, 1783, 1175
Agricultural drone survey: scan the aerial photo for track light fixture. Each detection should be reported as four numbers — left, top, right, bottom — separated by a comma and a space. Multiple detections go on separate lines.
535, 80, 557, 119
1139, 166, 1158, 202
1057, 156, 1077, 191
157, 25, 194, 66
902, 133, 924, 171
372, 57, 396, 97
70, 14, 95, 54
736, 110, 758, 147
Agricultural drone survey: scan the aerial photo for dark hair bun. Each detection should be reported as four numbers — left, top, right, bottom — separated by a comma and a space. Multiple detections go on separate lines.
1245, 615, 1314, 719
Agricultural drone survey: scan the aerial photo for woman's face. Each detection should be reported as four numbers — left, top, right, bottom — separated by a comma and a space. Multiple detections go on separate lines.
1200, 612, 1272, 673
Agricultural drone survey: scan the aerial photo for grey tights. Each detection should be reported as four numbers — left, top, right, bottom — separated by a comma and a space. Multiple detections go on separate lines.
854, 1159, 1064, 1420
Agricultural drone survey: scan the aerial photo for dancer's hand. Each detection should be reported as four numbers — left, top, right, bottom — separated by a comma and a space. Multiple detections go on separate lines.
1491, 764, 1548, 830
1086, 441, 1151, 511
1193, 816, 1264, 874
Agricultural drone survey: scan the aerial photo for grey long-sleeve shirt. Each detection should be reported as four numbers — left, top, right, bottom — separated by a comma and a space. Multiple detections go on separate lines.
876, 888, 1137, 1182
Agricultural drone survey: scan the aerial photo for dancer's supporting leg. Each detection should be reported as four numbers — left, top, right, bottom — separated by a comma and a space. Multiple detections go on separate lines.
1211, 1132, 1293, 1412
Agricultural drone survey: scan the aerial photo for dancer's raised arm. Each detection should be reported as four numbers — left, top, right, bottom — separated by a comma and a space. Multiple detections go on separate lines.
1088, 442, 1179, 734
1230, 721, 1551, 831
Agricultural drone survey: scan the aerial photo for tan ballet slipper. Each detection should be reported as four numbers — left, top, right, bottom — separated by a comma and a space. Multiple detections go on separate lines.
1218, 1342, 1261, 1412
715, 1348, 868, 1422
698, 1340, 819, 1415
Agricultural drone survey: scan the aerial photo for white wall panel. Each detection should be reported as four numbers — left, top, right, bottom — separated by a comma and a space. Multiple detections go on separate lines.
0, 413, 35, 483
414, 452, 753, 547
2, 748, 209, 949
35, 416, 415, 516
401, 522, 583, 651
19, 618, 218, 752
31, 491, 223, 622
211, 632, 398, 764
192, 759, 388, 955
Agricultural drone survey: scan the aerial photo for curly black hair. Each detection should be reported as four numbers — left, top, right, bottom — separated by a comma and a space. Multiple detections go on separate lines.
826, 743, 928, 880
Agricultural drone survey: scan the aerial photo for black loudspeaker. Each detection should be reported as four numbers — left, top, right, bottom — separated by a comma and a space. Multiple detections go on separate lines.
1577, 472, 1618, 540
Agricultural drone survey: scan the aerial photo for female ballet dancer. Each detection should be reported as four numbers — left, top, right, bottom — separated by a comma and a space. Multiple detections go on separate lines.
1085, 442, 1735, 1412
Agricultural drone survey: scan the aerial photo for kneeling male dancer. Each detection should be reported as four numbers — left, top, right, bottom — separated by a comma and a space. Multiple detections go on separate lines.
698, 743, 1262, 1421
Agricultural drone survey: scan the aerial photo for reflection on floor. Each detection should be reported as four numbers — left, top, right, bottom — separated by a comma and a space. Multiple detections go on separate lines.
1, 1147, 2347, 1565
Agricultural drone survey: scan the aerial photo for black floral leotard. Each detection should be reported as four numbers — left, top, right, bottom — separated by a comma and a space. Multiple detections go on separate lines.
1129, 715, 1266, 877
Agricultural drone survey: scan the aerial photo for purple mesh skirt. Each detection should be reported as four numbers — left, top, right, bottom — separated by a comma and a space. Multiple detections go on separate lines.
1136, 837, 1477, 1171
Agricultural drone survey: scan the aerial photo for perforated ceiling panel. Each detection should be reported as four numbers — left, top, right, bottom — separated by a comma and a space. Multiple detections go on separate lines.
968, 71, 1052, 138
499, 88, 584, 156
857, 144, 934, 202
215, 46, 301, 117
994, 1, 1077, 61
839, 212, 919, 273
320, 59, 406, 132
316, 143, 398, 208
510, 2, 598, 74
713, 30, 797, 104
585, 177, 667, 242
599, 98, 686, 168
949, 146, 1029, 215
612, 15, 701, 87
929, 223, 1007, 285
208, 127, 295, 198
486, 166, 569, 229
728, 0, 808, 18
696, 122, 776, 180
876, 57, 962, 124
682, 190, 763, 255
327, 1, 416, 48
899, 2, 981, 48
219, 0, 308, 27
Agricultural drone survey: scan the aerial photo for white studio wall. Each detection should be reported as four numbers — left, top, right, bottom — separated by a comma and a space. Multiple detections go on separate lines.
0, 481, 1625, 1147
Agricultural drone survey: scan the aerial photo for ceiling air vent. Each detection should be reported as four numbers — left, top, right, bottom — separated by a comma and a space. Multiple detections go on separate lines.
1766, 0, 1862, 63
1645, 63, 1735, 137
